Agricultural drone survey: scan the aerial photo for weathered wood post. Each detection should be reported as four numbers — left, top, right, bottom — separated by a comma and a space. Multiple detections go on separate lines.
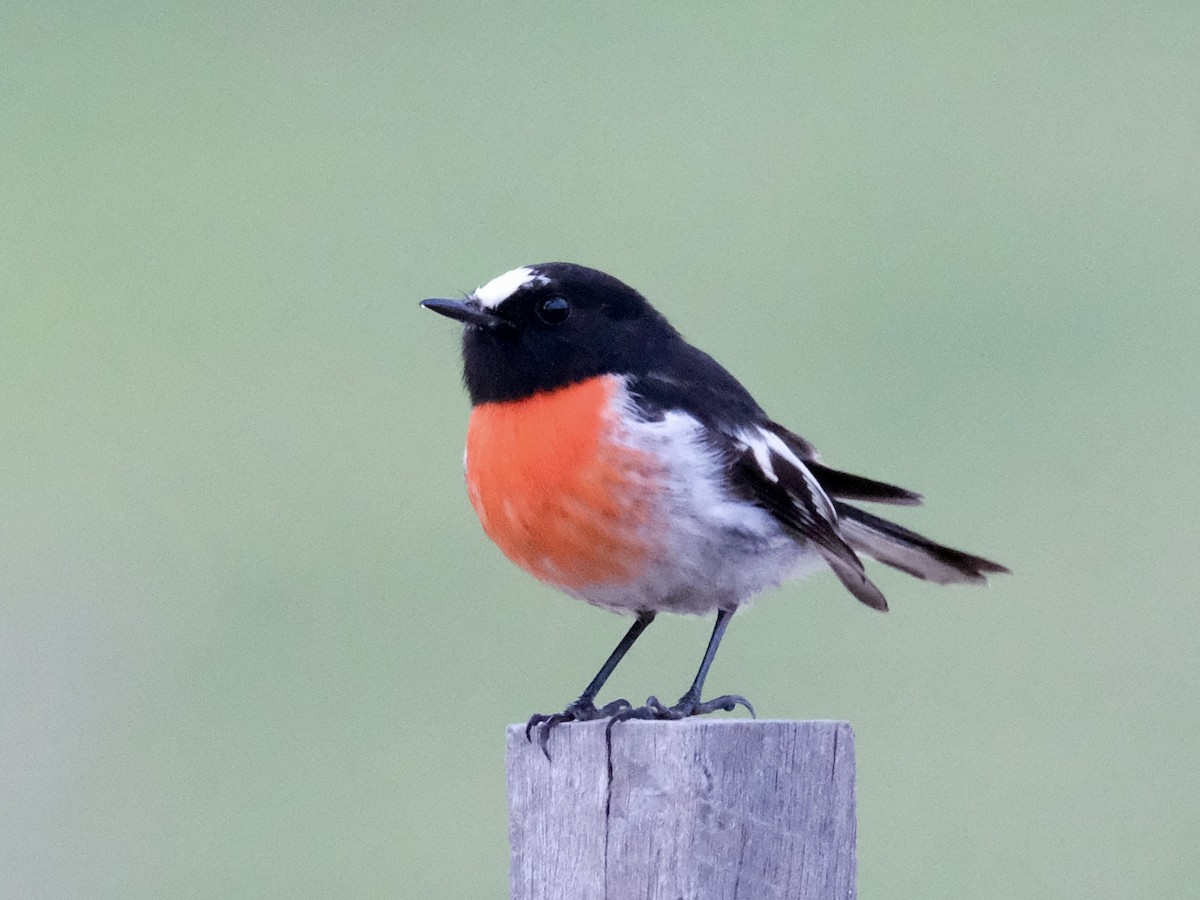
507, 719, 856, 899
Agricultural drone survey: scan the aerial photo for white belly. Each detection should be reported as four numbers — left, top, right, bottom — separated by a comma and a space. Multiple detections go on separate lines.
568, 404, 825, 615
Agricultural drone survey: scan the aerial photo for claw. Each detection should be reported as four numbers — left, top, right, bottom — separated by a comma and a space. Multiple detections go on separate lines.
604, 690, 756, 744
700, 694, 755, 718
524, 697, 635, 760
528, 690, 755, 759
525, 709, 562, 744
646, 695, 674, 717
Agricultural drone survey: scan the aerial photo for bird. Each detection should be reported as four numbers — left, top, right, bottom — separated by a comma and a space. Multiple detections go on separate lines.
420, 262, 1007, 754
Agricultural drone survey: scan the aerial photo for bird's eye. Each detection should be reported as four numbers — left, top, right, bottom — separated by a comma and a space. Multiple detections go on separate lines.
536, 296, 571, 325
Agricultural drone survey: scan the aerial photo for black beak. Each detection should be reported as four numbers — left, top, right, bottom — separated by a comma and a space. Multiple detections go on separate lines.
419, 298, 511, 331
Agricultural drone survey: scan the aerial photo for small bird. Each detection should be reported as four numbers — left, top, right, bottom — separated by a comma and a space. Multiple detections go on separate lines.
421, 263, 1007, 752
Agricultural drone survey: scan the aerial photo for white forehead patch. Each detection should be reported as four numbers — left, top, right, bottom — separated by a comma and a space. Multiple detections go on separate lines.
472, 266, 548, 309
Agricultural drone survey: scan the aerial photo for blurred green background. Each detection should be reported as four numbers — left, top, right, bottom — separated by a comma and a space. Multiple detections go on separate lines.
3, 3, 1198, 898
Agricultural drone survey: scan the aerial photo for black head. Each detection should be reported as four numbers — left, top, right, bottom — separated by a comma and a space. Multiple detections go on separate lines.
420, 262, 681, 404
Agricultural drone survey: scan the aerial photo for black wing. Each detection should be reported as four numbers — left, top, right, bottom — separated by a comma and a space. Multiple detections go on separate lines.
722, 428, 890, 611
628, 341, 922, 506
626, 338, 1004, 605
760, 421, 922, 505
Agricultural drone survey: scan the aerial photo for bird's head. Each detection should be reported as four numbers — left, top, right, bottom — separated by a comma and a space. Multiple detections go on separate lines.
421, 263, 678, 404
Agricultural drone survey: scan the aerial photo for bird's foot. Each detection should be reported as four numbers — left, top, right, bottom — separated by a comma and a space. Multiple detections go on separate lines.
525, 697, 634, 759
605, 691, 755, 744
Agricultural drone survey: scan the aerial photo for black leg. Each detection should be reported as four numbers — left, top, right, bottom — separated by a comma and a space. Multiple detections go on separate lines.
608, 608, 754, 739
525, 612, 656, 756
577, 611, 656, 706
677, 607, 738, 707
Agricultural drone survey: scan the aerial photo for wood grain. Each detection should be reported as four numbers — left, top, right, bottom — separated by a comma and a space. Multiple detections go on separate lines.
507, 719, 856, 899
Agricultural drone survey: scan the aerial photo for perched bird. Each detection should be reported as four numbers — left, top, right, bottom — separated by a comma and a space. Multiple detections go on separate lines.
421, 263, 1007, 752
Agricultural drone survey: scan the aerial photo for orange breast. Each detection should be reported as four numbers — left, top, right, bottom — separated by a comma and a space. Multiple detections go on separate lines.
465, 375, 661, 591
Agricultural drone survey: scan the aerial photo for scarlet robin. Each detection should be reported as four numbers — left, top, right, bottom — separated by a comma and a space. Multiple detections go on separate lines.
421, 263, 1007, 753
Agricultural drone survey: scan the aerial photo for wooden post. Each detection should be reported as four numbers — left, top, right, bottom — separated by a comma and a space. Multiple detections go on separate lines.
507, 719, 856, 900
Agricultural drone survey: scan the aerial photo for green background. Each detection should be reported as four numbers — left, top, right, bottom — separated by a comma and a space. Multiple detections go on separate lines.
4, 3, 1198, 898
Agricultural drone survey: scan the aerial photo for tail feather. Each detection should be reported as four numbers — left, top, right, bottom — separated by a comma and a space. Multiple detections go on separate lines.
806, 461, 923, 506
836, 503, 1009, 585
817, 547, 890, 612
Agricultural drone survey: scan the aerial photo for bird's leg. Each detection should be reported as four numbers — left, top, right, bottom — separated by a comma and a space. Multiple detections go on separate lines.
526, 611, 655, 757
609, 609, 754, 738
